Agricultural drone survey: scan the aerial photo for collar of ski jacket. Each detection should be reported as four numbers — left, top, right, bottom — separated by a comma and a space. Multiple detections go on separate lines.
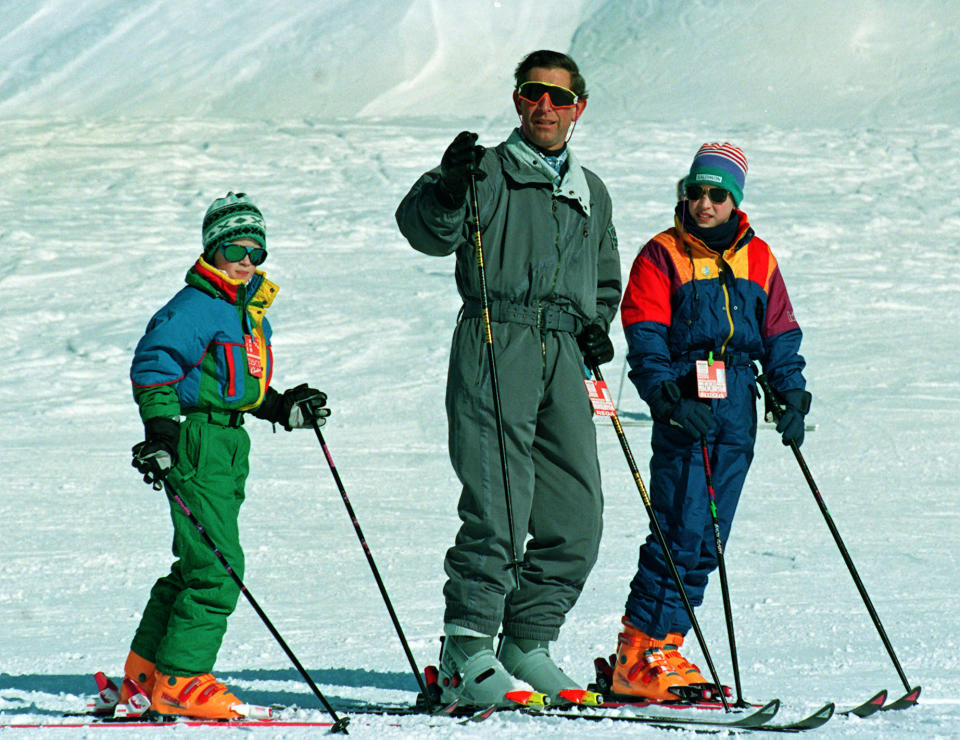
186, 257, 279, 319
675, 201, 741, 252
504, 128, 591, 215
674, 207, 755, 259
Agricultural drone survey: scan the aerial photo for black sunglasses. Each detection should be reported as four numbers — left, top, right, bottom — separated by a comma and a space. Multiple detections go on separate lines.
516, 81, 578, 108
220, 242, 267, 265
685, 184, 730, 204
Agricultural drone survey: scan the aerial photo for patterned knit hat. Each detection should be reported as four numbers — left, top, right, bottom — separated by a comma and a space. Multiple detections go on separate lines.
201, 192, 266, 259
684, 143, 748, 206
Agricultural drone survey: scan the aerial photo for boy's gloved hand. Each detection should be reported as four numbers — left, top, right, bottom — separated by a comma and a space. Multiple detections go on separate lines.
254, 384, 330, 431
648, 380, 713, 440
131, 417, 179, 490
577, 324, 615, 365
437, 131, 485, 208
775, 389, 812, 447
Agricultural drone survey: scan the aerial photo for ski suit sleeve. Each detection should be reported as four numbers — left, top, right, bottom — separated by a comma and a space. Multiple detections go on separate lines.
395, 150, 496, 257
593, 191, 622, 332
760, 263, 806, 393
620, 239, 675, 402
130, 300, 216, 422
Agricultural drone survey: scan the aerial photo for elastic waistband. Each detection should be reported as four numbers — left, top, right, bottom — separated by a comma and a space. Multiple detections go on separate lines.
461, 300, 583, 333
184, 409, 245, 427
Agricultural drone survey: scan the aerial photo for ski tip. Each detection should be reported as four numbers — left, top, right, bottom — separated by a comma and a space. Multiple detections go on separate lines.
433, 699, 460, 715
839, 688, 888, 718
757, 698, 781, 717
93, 672, 115, 693
556, 689, 603, 706
504, 690, 549, 708
814, 702, 836, 721
883, 685, 921, 711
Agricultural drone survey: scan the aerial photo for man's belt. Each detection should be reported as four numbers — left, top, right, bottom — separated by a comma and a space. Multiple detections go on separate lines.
462, 300, 583, 333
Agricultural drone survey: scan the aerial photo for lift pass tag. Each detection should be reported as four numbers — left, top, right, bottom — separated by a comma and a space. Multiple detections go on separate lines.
244, 333, 263, 378
584, 379, 616, 416
696, 360, 727, 399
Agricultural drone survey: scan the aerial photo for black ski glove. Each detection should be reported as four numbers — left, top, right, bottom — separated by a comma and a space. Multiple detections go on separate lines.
436, 131, 486, 209
647, 380, 713, 440
576, 324, 615, 365
253, 384, 330, 431
131, 417, 179, 490
774, 389, 811, 447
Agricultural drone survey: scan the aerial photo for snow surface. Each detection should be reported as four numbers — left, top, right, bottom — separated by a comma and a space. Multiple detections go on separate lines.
2, 1, 959, 737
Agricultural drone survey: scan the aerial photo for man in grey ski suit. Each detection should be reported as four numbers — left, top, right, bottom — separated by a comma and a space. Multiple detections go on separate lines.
395, 50, 621, 706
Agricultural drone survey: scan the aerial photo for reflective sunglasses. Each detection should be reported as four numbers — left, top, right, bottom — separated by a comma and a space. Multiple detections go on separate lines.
220, 241, 267, 265
685, 184, 730, 204
516, 81, 578, 109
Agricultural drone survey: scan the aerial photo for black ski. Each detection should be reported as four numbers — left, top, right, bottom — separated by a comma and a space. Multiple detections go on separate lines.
528, 698, 781, 730
882, 685, 921, 711
838, 688, 887, 718
750, 702, 834, 733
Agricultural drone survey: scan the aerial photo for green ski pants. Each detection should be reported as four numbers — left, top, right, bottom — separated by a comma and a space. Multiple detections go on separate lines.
130, 417, 250, 676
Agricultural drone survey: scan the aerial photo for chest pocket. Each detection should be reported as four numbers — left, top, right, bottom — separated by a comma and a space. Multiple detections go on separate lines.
217, 341, 247, 401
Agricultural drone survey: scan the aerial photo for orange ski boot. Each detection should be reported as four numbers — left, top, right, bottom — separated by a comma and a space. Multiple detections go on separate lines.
151, 672, 246, 719
663, 632, 708, 683
611, 619, 687, 702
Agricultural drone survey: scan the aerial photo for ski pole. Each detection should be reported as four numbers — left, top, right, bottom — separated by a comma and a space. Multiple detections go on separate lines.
166, 489, 349, 733
755, 371, 918, 695
469, 170, 523, 591
699, 436, 746, 707
310, 418, 433, 709
590, 363, 730, 712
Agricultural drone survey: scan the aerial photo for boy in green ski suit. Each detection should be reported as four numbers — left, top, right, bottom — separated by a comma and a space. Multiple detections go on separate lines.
117, 193, 330, 720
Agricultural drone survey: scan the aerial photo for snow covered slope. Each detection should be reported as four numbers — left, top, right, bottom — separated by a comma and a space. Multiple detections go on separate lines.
1, 0, 957, 127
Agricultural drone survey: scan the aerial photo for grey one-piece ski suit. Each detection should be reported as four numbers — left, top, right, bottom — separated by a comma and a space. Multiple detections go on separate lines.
396, 129, 621, 641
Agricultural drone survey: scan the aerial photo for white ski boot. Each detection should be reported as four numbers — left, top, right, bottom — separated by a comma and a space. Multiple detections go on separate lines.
498, 635, 602, 706
438, 635, 545, 708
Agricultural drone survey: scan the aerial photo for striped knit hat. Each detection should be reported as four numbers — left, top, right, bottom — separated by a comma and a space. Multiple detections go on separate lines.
201, 192, 266, 260
685, 142, 748, 206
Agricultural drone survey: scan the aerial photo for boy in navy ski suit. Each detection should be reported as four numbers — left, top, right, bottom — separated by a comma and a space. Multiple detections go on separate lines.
610, 144, 811, 700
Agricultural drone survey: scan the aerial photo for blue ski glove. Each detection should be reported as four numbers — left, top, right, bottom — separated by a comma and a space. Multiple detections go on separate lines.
647, 380, 713, 440
131, 417, 179, 490
437, 131, 486, 209
775, 389, 812, 447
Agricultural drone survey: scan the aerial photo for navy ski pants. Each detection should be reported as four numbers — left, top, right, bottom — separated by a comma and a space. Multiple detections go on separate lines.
625, 370, 757, 639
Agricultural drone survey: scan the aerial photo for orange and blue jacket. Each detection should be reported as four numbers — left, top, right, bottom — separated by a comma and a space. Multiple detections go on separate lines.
131, 257, 276, 423
620, 209, 805, 404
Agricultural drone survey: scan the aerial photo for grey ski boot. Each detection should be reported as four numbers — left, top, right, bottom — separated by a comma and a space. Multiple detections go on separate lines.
438, 635, 539, 708
497, 635, 602, 706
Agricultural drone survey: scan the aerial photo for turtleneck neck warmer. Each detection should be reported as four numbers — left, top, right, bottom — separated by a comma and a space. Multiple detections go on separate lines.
675, 201, 739, 252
